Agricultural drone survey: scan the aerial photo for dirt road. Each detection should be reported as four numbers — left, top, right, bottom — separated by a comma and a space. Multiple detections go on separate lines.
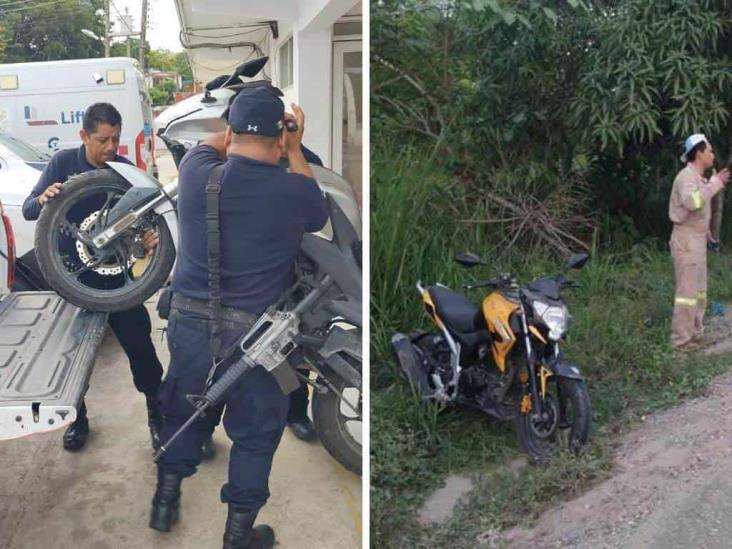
501, 311, 732, 549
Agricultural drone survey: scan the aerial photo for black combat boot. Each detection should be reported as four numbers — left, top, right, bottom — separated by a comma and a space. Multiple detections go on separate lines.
145, 393, 163, 451
149, 470, 182, 532
222, 507, 275, 549
287, 416, 317, 442
63, 401, 90, 451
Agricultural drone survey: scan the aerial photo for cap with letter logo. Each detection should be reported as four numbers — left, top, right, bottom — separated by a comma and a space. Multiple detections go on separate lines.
227, 87, 285, 137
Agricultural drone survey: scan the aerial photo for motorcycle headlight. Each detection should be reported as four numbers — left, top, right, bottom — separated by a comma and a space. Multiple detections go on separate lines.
532, 300, 570, 341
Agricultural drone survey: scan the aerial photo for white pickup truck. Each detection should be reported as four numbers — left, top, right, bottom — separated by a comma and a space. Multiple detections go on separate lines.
0, 199, 107, 440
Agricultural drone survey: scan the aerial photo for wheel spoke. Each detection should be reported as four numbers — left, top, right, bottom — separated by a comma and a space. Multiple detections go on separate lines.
109, 244, 131, 286
57, 220, 87, 242
339, 388, 361, 418
71, 254, 107, 277
97, 191, 118, 228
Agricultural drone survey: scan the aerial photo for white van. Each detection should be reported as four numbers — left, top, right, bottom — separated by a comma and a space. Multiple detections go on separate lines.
0, 57, 156, 175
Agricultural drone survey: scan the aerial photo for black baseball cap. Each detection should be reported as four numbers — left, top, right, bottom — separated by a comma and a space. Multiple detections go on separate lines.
227, 86, 285, 137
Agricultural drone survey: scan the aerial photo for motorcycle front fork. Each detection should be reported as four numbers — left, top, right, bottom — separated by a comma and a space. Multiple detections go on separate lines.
519, 302, 547, 421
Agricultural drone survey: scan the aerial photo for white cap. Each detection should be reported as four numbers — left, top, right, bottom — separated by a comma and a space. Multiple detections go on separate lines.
681, 133, 710, 163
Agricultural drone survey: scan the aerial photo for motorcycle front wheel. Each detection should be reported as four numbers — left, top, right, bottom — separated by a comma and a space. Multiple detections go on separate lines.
35, 169, 176, 312
515, 377, 591, 463
312, 373, 362, 476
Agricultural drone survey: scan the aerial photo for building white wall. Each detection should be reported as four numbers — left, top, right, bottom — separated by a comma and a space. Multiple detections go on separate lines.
183, 0, 359, 168
270, 17, 335, 167
299, 0, 358, 31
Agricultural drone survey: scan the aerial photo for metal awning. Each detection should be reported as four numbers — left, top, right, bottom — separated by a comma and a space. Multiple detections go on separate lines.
172, 0, 361, 85
172, 0, 288, 85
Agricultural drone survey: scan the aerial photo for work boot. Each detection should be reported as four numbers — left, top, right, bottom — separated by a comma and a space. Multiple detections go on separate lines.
287, 416, 317, 442
63, 418, 89, 451
201, 434, 216, 461
222, 507, 275, 549
145, 393, 163, 451
63, 401, 89, 451
149, 470, 182, 532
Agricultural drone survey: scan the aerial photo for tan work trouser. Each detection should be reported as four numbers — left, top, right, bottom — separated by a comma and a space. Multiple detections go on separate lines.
670, 245, 707, 349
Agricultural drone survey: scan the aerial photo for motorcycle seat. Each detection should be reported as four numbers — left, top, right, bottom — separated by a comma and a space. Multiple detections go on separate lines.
426, 285, 482, 333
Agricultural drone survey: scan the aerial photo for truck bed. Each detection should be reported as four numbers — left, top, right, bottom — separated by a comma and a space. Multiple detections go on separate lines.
0, 291, 107, 440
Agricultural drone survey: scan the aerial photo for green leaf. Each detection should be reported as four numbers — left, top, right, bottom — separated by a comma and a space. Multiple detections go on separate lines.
517, 14, 533, 29
542, 7, 558, 24
568, 0, 579, 7
479, 0, 501, 14
502, 11, 517, 26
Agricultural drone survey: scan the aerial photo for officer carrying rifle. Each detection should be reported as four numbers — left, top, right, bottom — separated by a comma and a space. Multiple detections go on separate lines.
149, 87, 328, 549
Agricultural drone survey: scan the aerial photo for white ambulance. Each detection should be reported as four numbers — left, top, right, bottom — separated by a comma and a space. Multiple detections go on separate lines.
0, 57, 156, 175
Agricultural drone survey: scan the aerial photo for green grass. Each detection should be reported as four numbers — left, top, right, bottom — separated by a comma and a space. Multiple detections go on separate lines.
370, 145, 732, 547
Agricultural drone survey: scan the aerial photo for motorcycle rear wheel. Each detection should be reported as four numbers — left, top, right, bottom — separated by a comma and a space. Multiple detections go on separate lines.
312, 373, 362, 476
515, 377, 591, 463
35, 170, 176, 312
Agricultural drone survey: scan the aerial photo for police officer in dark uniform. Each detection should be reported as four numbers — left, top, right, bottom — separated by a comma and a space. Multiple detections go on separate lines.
149, 88, 328, 548
21, 103, 165, 452
282, 149, 323, 443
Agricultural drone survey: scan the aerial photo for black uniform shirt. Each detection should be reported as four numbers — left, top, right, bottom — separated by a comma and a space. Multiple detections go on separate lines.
172, 144, 329, 314
22, 145, 132, 221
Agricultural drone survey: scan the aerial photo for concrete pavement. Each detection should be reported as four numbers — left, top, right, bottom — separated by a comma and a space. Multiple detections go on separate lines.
0, 299, 361, 549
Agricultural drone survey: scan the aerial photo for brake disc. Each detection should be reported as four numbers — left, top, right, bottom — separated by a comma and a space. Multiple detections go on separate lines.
529, 394, 559, 439
75, 211, 134, 276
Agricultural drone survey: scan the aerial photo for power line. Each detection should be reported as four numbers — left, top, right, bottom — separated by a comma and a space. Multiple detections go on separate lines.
0, 0, 76, 13
0, 0, 58, 8
110, 0, 135, 34
182, 28, 267, 40
0, 5, 91, 18
0, 0, 36, 8
0, 3, 87, 16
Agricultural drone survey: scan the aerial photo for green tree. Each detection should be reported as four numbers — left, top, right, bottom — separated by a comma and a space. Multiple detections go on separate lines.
372, 0, 732, 243
173, 52, 192, 80
149, 86, 168, 106
109, 38, 150, 61
0, 0, 105, 63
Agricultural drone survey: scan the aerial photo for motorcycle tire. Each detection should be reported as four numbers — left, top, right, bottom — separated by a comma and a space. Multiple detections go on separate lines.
515, 377, 591, 463
35, 170, 176, 313
312, 374, 362, 476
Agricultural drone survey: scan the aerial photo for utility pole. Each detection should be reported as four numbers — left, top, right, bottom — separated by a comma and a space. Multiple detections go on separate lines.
139, 0, 148, 69
104, 0, 111, 58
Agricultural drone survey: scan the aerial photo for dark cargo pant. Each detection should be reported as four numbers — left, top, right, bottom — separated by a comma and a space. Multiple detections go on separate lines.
157, 309, 289, 513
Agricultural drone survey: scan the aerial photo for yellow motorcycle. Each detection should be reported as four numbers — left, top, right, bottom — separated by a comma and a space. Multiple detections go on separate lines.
393, 252, 592, 461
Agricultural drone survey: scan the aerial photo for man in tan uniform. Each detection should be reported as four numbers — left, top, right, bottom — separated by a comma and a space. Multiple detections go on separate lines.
669, 134, 730, 349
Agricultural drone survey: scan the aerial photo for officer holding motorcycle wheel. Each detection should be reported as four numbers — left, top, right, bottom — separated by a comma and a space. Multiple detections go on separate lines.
21, 102, 166, 453
149, 87, 328, 549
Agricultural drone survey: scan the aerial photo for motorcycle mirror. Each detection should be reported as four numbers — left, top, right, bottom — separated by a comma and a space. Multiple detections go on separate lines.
565, 252, 590, 271
205, 74, 232, 92
236, 56, 269, 78
454, 252, 486, 268
207, 57, 270, 95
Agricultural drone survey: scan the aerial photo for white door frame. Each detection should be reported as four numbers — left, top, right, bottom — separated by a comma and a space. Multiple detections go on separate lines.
331, 39, 362, 175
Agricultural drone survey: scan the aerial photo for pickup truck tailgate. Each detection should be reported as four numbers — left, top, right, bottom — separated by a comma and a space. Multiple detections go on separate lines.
0, 291, 107, 440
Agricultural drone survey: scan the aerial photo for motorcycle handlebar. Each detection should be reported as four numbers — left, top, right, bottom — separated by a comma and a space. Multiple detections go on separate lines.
464, 275, 579, 292
463, 275, 514, 290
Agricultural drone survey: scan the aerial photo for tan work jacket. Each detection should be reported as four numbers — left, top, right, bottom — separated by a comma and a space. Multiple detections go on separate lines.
668, 165, 723, 258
